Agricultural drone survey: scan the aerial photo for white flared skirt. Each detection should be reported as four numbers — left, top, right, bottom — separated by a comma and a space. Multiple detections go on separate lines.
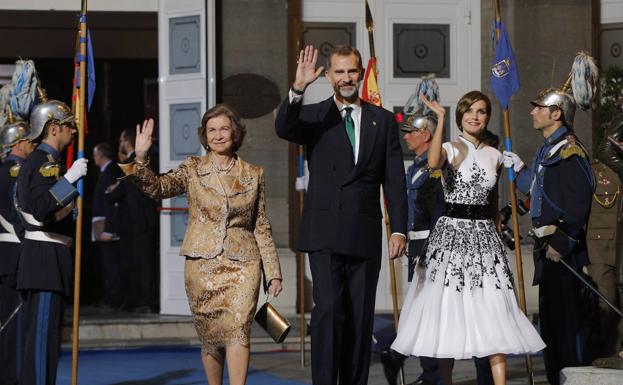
391, 216, 546, 359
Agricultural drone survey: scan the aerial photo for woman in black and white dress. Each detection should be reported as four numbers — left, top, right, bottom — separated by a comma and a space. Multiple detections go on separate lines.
391, 91, 545, 385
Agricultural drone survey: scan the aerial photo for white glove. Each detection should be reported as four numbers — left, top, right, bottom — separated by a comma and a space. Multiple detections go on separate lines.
295, 175, 308, 192
64, 158, 88, 184
502, 151, 525, 172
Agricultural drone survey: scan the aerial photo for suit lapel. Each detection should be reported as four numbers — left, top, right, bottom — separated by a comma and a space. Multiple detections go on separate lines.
323, 98, 355, 165
342, 102, 378, 185
357, 102, 378, 172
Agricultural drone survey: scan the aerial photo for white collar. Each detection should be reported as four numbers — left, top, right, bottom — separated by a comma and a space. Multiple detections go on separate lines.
100, 160, 112, 172
458, 135, 484, 150
334, 96, 361, 113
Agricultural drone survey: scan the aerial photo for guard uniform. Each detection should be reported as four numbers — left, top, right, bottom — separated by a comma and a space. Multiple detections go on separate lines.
0, 154, 25, 385
405, 151, 444, 280
404, 151, 446, 385
16, 143, 78, 385
516, 126, 595, 384
586, 160, 623, 359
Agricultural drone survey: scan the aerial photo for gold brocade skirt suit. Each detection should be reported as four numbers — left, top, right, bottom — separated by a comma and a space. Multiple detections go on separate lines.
120, 155, 282, 359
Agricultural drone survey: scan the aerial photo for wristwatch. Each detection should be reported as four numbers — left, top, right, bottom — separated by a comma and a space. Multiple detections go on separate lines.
291, 86, 305, 95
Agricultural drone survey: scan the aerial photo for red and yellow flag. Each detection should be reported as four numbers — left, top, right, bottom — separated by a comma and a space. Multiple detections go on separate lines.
362, 57, 382, 107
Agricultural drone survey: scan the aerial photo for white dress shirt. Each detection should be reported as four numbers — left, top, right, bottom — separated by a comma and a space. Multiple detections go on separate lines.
289, 90, 362, 164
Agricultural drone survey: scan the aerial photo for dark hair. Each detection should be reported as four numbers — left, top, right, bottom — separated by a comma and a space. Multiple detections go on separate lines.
94, 142, 114, 160
36, 120, 56, 143
37, 119, 68, 143
455, 91, 492, 131
198, 103, 246, 153
481, 129, 500, 148
326, 45, 364, 72
121, 129, 136, 149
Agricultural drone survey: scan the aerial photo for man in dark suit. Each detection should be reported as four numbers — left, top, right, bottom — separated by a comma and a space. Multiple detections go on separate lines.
91, 142, 124, 308
275, 45, 407, 385
108, 130, 157, 312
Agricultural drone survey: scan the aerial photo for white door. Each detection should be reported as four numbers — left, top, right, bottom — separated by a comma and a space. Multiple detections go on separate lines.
301, 0, 481, 311
157, 0, 215, 314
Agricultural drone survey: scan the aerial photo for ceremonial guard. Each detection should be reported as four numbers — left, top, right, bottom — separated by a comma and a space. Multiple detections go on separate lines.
16, 95, 87, 385
587, 98, 623, 369
503, 53, 598, 385
0, 113, 34, 385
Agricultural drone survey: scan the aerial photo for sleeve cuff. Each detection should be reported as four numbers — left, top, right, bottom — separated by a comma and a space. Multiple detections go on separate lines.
288, 89, 304, 104
50, 177, 79, 206
118, 161, 138, 176
392, 232, 407, 239
549, 228, 578, 257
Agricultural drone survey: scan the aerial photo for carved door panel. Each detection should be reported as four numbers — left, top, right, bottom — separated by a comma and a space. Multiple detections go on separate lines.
158, 0, 215, 315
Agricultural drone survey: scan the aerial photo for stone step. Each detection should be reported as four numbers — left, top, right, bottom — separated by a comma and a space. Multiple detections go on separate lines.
61, 307, 310, 352
560, 366, 623, 385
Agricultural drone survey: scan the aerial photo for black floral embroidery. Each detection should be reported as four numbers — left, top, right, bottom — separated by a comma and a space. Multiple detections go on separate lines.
424, 217, 514, 292
443, 161, 494, 205
422, 155, 514, 292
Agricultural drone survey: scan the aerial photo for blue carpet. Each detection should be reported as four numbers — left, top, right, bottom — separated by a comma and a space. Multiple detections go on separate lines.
56, 347, 307, 385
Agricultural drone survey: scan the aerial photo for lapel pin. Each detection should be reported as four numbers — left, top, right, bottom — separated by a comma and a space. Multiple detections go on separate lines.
373, 121, 377, 126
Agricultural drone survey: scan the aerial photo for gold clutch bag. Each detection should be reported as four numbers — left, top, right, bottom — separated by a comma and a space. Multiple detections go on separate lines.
254, 301, 291, 343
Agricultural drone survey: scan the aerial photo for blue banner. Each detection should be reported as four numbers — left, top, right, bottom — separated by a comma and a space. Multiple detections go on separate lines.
491, 20, 519, 110
76, 28, 96, 111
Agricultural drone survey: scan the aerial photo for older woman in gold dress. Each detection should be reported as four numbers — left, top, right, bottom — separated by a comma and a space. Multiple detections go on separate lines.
120, 104, 282, 385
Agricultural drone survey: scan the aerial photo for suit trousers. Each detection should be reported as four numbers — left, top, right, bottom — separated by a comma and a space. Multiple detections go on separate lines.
0, 274, 23, 385
99, 241, 123, 307
539, 258, 586, 385
121, 231, 157, 310
416, 350, 493, 385
309, 250, 381, 385
19, 291, 64, 385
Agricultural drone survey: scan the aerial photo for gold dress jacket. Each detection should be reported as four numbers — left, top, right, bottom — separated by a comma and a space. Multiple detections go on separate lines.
119, 155, 282, 282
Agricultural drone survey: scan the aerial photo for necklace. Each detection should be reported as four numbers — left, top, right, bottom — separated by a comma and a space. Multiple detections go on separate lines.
211, 156, 235, 174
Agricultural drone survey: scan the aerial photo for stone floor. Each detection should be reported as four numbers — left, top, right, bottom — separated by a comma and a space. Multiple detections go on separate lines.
248, 351, 550, 385
65, 307, 623, 384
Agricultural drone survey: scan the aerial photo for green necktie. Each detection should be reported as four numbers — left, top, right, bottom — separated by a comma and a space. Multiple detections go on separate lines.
344, 106, 356, 152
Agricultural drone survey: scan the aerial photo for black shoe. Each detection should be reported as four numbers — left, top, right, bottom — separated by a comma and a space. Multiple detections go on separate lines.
380, 348, 407, 385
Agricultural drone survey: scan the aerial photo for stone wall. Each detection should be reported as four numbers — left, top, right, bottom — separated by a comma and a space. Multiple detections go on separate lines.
220, 0, 289, 247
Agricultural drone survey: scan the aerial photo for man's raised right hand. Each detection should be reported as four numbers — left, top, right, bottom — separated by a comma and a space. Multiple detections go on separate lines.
293, 45, 324, 92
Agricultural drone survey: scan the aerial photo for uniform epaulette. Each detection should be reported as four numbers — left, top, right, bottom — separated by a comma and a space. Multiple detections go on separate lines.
39, 161, 60, 179
560, 135, 587, 160
9, 163, 20, 178
429, 169, 442, 179
561, 144, 587, 160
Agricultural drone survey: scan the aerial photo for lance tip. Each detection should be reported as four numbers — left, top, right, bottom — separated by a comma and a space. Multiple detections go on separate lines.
365, 0, 374, 30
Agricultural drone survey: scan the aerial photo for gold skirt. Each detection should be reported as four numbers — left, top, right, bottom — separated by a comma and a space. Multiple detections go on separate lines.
184, 255, 261, 359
